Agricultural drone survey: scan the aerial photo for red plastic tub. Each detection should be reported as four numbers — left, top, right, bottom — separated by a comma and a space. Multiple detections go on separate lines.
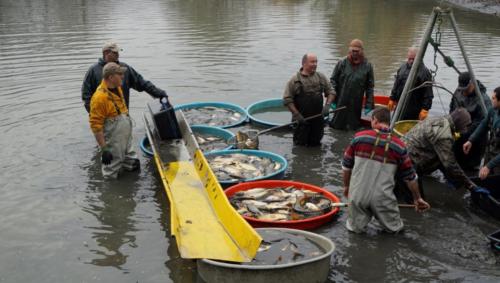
361, 94, 390, 127
225, 180, 341, 230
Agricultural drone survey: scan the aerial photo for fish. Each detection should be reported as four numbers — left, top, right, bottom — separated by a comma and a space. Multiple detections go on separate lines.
229, 186, 333, 222
183, 106, 243, 127
259, 213, 288, 221
207, 154, 282, 181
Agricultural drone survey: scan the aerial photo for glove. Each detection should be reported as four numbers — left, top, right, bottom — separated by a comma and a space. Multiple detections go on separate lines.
322, 104, 331, 117
473, 186, 490, 196
292, 112, 306, 125
330, 103, 337, 110
158, 90, 168, 101
387, 99, 396, 111
101, 146, 113, 165
419, 109, 428, 120
364, 107, 371, 115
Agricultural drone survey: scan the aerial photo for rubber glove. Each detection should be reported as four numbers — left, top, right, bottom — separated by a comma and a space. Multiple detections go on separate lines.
419, 109, 429, 120
364, 107, 371, 115
322, 103, 331, 117
387, 99, 396, 111
330, 103, 337, 110
292, 112, 306, 125
101, 146, 113, 165
473, 186, 490, 196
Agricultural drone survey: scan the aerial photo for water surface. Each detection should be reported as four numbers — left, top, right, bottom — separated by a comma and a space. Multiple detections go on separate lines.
1, 0, 500, 282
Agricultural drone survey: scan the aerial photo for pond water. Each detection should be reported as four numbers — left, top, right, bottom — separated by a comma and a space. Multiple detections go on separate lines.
1, 0, 500, 282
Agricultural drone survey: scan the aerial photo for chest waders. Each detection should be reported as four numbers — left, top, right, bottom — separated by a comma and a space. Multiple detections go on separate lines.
346, 130, 404, 233
101, 88, 139, 179
293, 73, 325, 146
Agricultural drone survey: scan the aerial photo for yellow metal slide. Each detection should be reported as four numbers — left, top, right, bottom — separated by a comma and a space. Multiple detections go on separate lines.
144, 111, 261, 262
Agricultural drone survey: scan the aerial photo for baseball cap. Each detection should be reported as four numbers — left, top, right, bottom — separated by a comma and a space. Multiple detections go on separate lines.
102, 41, 122, 53
102, 62, 127, 78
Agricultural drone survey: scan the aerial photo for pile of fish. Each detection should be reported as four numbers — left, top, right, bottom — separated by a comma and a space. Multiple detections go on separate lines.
229, 187, 332, 221
182, 106, 242, 127
194, 133, 228, 152
207, 153, 281, 181
247, 229, 325, 265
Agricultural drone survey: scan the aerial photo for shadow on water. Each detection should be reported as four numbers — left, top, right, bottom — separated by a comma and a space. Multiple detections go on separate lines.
82, 149, 140, 271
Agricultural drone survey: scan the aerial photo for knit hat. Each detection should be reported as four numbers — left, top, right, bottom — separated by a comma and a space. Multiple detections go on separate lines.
450, 108, 471, 133
457, 72, 471, 89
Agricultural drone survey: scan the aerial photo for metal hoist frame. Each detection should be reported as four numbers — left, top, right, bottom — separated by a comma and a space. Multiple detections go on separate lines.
390, 7, 488, 128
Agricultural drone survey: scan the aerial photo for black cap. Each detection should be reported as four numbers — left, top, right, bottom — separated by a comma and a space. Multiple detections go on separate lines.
458, 72, 471, 88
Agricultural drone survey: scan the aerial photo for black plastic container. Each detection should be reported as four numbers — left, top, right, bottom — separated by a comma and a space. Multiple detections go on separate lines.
470, 175, 500, 219
487, 229, 500, 251
148, 101, 182, 140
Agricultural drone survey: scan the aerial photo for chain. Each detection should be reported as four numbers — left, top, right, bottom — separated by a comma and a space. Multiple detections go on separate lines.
431, 15, 443, 81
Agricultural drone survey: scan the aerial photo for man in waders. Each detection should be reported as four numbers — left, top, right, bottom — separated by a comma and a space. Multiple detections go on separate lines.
283, 53, 336, 146
450, 72, 492, 172
330, 39, 374, 130
82, 41, 168, 113
463, 87, 500, 179
388, 47, 434, 120
342, 107, 430, 233
403, 108, 477, 193
89, 62, 140, 179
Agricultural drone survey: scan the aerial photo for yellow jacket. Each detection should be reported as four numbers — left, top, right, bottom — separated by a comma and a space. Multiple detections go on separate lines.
89, 81, 128, 133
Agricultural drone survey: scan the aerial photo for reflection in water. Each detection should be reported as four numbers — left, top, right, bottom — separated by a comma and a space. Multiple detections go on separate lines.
82, 150, 139, 271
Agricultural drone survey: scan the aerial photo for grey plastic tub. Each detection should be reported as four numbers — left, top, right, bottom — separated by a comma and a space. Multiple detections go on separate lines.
197, 228, 335, 283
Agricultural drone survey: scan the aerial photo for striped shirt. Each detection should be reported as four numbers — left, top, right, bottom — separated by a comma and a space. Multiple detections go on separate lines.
342, 128, 417, 181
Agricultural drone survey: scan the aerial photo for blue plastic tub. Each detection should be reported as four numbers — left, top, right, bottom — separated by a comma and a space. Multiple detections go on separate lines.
247, 98, 289, 127
140, 136, 154, 157
174, 102, 248, 128
191, 125, 235, 153
139, 125, 235, 157
204, 149, 288, 187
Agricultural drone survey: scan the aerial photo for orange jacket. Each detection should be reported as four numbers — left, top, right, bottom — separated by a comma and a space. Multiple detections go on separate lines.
89, 81, 128, 133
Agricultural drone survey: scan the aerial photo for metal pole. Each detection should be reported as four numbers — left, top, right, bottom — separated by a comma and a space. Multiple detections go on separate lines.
390, 7, 439, 128
448, 10, 488, 114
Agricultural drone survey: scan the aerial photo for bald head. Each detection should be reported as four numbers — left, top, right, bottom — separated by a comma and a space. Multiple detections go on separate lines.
301, 53, 318, 75
407, 47, 418, 65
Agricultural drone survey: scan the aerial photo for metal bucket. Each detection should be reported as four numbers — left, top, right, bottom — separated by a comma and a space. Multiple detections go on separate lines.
197, 228, 335, 283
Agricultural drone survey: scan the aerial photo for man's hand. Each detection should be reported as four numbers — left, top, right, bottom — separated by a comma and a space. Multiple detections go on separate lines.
101, 146, 113, 165
463, 141, 472, 155
387, 99, 396, 111
158, 90, 168, 102
414, 197, 430, 212
418, 109, 429, 120
322, 104, 331, 117
292, 112, 306, 125
479, 166, 491, 180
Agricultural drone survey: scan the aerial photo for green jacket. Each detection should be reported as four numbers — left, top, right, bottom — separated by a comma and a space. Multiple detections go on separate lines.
329, 57, 374, 130
403, 116, 474, 189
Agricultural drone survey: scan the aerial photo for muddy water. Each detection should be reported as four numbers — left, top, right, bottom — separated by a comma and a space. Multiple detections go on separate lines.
1, 0, 500, 282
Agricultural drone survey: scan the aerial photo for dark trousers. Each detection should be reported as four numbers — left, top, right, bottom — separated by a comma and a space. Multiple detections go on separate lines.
293, 117, 324, 146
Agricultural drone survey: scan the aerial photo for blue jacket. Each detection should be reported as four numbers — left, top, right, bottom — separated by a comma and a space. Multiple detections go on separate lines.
81, 58, 166, 112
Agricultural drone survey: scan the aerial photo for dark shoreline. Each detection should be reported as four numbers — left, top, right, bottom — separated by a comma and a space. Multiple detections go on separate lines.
444, 0, 500, 16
